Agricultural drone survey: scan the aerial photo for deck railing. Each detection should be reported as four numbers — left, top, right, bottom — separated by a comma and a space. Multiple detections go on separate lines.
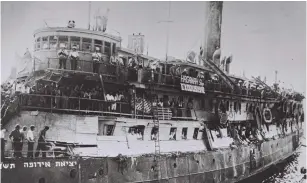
18, 94, 197, 120
45, 58, 277, 99
47, 58, 138, 82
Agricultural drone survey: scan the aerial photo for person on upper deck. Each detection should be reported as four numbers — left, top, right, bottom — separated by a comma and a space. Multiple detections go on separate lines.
69, 45, 79, 70
110, 55, 117, 65
182, 69, 188, 76
187, 98, 194, 117
92, 47, 102, 73
111, 92, 117, 112
57, 44, 68, 69
158, 99, 163, 107
128, 57, 138, 69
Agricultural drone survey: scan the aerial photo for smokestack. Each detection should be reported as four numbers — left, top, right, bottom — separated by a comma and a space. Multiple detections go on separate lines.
203, 2, 223, 64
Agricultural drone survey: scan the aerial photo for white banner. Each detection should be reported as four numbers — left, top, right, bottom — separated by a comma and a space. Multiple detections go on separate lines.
180, 83, 205, 94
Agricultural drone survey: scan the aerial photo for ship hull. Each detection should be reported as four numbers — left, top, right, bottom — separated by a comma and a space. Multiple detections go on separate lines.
1, 130, 302, 183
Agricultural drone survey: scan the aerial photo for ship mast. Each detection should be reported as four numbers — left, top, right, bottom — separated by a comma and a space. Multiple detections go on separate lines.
158, 1, 173, 73
165, 1, 171, 62
88, 1, 91, 30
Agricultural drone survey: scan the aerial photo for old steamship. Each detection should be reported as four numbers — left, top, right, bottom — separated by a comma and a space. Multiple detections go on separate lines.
1, 2, 305, 183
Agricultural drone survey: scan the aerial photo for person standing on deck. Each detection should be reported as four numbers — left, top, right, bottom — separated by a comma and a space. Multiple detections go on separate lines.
35, 126, 49, 158
57, 44, 68, 69
26, 125, 35, 158
69, 45, 79, 70
92, 47, 102, 73
1, 125, 7, 161
20, 126, 27, 156
110, 93, 116, 112
9, 125, 22, 158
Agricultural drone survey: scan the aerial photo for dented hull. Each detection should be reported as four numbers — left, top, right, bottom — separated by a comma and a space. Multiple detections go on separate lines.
1, 131, 302, 183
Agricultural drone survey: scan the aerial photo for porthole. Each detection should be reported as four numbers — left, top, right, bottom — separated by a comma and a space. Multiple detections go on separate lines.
70, 169, 77, 178
98, 168, 104, 176
38, 178, 45, 183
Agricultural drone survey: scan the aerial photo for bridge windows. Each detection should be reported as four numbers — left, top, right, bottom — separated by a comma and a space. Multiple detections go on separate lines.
34, 33, 119, 57
82, 38, 92, 52
49, 36, 58, 49
94, 39, 103, 53
35, 37, 41, 51
104, 41, 111, 56
42, 36, 49, 49
112, 43, 116, 55
70, 36, 80, 50
58, 36, 69, 48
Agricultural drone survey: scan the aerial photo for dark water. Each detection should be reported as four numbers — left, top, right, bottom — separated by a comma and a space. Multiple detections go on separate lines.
237, 145, 306, 183
261, 146, 306, 183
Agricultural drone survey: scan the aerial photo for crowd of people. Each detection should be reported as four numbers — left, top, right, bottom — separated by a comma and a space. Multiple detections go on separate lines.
1, 124, 50, 161
20, 81, 130, 113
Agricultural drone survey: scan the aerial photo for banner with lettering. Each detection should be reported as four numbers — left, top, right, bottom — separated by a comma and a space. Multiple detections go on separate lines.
180, 75, 205, 94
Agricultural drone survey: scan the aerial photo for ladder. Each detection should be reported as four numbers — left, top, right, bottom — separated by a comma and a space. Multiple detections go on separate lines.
153, 107, 161, 156
201, 58, 237, 91
150, 83, 161, 180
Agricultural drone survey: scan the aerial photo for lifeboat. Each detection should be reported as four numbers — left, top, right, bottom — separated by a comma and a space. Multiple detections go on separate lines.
263, 108, 273, 123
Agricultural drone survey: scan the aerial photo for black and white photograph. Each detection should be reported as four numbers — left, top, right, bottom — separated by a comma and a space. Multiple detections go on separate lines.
0, 1, 306, 183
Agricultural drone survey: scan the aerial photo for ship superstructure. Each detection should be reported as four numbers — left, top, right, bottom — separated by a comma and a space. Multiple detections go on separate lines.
1, 2, 305, 183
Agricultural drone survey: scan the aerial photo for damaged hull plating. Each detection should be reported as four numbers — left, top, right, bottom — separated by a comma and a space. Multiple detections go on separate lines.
1, 130, 302, 183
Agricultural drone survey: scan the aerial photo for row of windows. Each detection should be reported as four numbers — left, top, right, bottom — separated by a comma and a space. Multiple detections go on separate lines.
103, 125, 200, 140
34, 35, 116, 55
